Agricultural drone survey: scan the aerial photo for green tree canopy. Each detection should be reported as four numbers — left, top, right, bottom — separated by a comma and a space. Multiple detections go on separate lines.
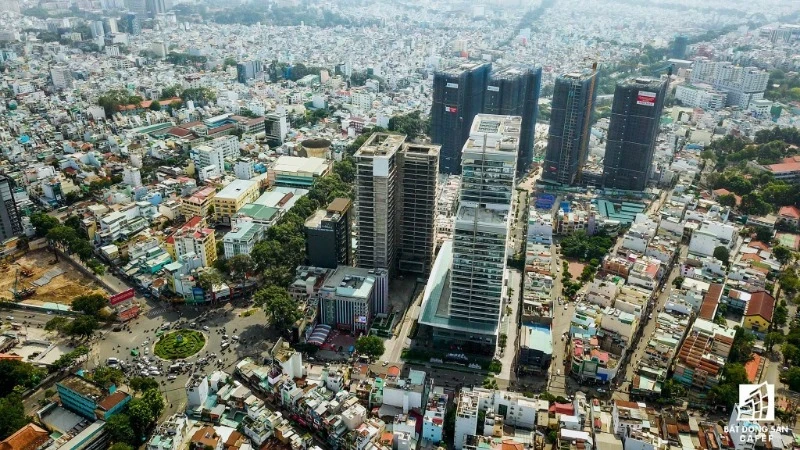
0, 360, 45, 397
0, 393, 29, 439
254, 286, 301, 334
355, 335, 385, 360
129, 377, 159, 393
713, 246, 730, 266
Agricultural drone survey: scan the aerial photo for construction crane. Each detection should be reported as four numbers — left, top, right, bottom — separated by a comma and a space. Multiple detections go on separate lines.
11, 269, 35, 301
575, 61, 598, 185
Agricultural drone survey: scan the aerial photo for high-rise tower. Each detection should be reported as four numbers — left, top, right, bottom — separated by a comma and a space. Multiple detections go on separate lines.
431, 62, 491, 174
602, 77, 667, 191
397, 143, 439, 274
354, 133, 406, 274
483, 65, 542, 175
542, 70, 598, 186
0, 176, 22, 241
418, 115, 520, 351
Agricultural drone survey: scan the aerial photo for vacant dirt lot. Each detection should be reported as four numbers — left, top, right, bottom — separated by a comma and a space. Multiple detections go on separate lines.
0, 250, 106, 304
567, 261, 586, 280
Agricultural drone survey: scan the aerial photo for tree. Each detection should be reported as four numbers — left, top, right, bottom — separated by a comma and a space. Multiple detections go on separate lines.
0, 394, 28, 439
659, 379, 686, 404
765, 332, 786, 351
30, 212, 60, 237
774, 303, 789, 329
713, 246, 730, 266
672, 276, 685, 289
254, 286, 300, 333
718, 193, 737, 207
71, 293, 107, 317
129, 377, 159, 393
106, 414, 136, 445
91, 367, 123, 388
227, 254, 254, 281
332, 158, 355, 184
785, 367, 800, 392
388, 110, 427, 139
783, 343, 800, 365
65, 315, 99, 338
355, 335, 385, 360
755, 226, 774, 243
729, 328, 755, 364
0, 360, 45, 397
109, 443, 133, 450
196, 269, 223, 292
774, 246, 794, 266
148, 101, 162, 111
45, 316, 69, 332
127, 389, 164, 440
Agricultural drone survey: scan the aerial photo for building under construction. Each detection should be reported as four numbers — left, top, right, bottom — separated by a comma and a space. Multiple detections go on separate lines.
397, 143, 440, 274
542, 69, 598, 186
602, 77, 668, 192
354, 133, 406, 274
483, 65, 542, 175
431, 62, 491, 174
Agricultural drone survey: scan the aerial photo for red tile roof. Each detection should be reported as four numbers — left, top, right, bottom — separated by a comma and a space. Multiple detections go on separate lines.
744, 291, 776, 323
97, 391, 128, 411
744, 354, 762, 383
0, 424, 49, 450
699, 284, 723, 321
779, 205, 800, 220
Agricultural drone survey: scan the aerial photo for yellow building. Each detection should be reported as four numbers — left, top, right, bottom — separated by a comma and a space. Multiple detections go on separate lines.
180, 186, 217, 219
213, 179, 260, 225
742, 291, 775, 333
166, 215, 217, 267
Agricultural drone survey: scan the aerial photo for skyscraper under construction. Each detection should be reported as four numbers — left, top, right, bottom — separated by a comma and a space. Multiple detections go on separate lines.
602, 77, 668, 192
542, 69, 598, 186
431, 62, 491, 174
483, 65, 542, 175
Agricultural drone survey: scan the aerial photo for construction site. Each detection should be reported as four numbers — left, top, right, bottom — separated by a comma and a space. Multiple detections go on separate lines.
0, 250, 106, 305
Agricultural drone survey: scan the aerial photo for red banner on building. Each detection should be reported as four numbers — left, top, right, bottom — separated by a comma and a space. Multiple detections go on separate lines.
109, 288, 135, 306
118, 305, 140, 322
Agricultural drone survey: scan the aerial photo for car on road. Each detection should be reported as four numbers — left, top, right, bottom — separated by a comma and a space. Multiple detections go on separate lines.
144, 348, 149, 355
597, 388, 606, 393
232, 335, 239, 341
203, 326, 209, 331
382, 360, 389, 366
167, 374, 177, 380
5, 316, 12, 320
564, 305, 568, 310
222, 334, 229, 340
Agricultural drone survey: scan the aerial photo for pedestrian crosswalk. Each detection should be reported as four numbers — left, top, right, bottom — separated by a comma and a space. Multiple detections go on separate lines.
147, 308, 167, 317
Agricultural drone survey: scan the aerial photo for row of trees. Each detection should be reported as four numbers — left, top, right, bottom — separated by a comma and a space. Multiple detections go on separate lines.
31, 213, 105, 274
388, 111, 429, 140
106, 386, 165, 446
0, 359, 47, 439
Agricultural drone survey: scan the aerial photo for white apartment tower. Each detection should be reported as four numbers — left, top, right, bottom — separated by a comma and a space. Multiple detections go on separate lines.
449, 115, 519, 340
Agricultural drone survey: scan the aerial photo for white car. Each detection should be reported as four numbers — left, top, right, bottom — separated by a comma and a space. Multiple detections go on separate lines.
232, 335, 239, 341
203, 326, 210, 331
167, 374, 177, 380
382, 360, 389, 366
144, 348, 149, 355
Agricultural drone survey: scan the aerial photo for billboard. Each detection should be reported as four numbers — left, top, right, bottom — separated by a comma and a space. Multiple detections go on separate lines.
356, 315, 368, 324
636, 91, 657, 106
118, 305, 140, 322
445, 106, 458, 113
109, 288, 135, 306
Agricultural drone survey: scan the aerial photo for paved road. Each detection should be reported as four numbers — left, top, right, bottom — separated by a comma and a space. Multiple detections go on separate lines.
382, 283, 424, 364
92, 301, 275, 420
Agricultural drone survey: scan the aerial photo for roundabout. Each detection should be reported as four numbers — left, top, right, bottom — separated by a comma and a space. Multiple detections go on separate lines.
154, 330, 206, 360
